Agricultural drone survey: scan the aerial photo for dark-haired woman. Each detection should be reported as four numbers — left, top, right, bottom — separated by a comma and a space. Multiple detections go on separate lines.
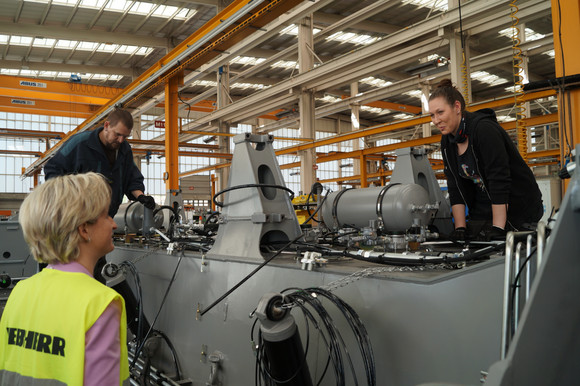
428, 79, 543, 240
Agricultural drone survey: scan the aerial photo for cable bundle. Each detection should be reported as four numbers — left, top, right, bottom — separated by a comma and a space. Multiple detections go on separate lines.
252, 287, 376, 386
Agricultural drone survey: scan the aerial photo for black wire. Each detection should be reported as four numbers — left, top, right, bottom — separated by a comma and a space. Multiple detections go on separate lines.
301, 189, 329, 226
213, 184, 294, 208
177, 91, 192, 123
200, 232, 304, 316
155, 329, 183, 380
120, 261, 144, 345
130, 250, 184, 370
556, 0, 572, 157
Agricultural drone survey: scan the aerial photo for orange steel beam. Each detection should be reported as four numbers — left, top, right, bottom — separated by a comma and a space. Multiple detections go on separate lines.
165, 73, 181, 194
0, 96, 100, 116
0, 75, 121, 98
277, 106, 557, 157
0, 128, 66, 139
22, 0, 303, 178
0, 88, 110, 106
180, 130, 311, 142
340, 95, 422, 114
501, 113, 558, 130
129, 139, 218, 150
0, 150, 42, 156
0, 106, 91, 119
468, 90, 556, 110
132, 148, 232, 159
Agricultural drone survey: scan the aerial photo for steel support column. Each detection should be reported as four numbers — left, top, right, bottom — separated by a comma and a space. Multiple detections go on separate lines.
552, 0, 580, 195
165, 74, 181, 195
299, 16, 316, 195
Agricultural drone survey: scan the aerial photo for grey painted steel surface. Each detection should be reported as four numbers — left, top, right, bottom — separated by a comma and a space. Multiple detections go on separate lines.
391, 147, 454, 235
108, 247, 504, 386
484, 144, 580, 386
320, 183, 432, 232
113, 202, 164, 234
209, 133, 301, 260
0, 220, 37, 286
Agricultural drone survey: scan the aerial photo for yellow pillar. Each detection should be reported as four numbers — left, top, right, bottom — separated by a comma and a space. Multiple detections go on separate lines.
551, 0, 580, 193
359, 154, 368, 188
164, 73, 182, 196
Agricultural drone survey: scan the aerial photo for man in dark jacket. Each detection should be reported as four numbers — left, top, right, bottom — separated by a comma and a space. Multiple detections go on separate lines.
44, 109, 155, 338
44, 109, 155, 216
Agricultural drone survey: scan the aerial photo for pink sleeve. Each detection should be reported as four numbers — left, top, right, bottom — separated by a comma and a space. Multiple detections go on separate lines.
85, 299, 122, 386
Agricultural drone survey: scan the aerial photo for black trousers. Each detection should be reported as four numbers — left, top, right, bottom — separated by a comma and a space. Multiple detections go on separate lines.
94, 256, 151, 339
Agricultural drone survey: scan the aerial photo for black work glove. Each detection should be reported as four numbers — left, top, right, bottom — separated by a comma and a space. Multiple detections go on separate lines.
449, 227, 469, 242
137, 194, 156, 210
485, 226, 506, 241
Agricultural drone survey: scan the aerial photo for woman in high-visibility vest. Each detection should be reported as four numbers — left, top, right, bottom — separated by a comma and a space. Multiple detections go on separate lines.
0, 172, 129, 385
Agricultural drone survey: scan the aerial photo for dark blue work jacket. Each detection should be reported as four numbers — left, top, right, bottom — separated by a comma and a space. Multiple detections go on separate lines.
44, 126, 145, 217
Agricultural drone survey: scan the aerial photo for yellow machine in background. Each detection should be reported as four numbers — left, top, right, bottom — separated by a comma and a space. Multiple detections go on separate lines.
292, 194, 318, 226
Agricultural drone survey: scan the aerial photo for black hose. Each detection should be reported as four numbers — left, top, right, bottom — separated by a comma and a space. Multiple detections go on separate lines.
213, 184, 294, 208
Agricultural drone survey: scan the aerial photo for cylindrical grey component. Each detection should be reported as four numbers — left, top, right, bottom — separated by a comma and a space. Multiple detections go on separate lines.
142, 207, 154, 236
114, 202, 164, 234
320, 184, 431, 232
260, 314, 297, 342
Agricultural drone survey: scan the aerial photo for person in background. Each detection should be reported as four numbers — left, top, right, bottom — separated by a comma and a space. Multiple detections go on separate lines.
428, 79, 543, 241
44, 108, 155, 217
44, 108, 154, 338
0, 173, 129, 385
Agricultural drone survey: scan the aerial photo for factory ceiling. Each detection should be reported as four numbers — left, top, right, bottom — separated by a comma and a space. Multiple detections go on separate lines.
0, 0, 556, 148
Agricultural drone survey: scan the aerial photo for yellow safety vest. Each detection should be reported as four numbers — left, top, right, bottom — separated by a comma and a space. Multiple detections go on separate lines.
0, 268, 129, 385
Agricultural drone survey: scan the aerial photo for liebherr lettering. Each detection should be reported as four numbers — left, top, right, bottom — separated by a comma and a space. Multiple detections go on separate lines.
6, 327, 65, 357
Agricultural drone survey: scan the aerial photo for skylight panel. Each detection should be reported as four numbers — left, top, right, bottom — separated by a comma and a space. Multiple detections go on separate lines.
393, 113, 415, 120
152, 5, 180, 18
361, 106, 384, 114
106, 0, 128, 12
404, 90, 423, 98
360, 76, 393, 88
326, 32, 380, 46
132, 1, 154, 14
0, 35, 8, 44
471, 71, 508, 86
9, 36, 33, 46
25, 0, 195, 20
498, 27, 545, 42
271, 60, 298, 69
191, 80, 218, 88
33, 37, 57, 48
317, 95, 341, 104
232, 82, 269, 90
55, 40, 77, 49
77, 41, 99, 51
80, 0, 107, 7
544, 50, 555, 58
279, 24, 321, 36
402, 0, 447, 12
231, 56, 267, 66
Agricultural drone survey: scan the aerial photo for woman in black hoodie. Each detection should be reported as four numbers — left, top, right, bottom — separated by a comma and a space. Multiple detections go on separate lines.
428, 79, 543, 241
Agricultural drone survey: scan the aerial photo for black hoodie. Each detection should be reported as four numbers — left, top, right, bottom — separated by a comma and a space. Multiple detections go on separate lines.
441, 108, 543, 225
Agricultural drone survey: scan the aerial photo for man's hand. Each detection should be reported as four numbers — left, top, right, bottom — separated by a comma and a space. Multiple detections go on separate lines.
137, 194, 156, 210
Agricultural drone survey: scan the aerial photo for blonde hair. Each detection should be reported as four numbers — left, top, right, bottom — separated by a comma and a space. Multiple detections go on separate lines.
19, 172, 112, 264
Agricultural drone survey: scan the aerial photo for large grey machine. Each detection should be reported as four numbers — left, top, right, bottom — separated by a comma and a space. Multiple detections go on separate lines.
480, 144, 580, 386
209, 133, 302, 260
8, 134, 576, 385
102, 138, 521, 385
0, 217, 37, 290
